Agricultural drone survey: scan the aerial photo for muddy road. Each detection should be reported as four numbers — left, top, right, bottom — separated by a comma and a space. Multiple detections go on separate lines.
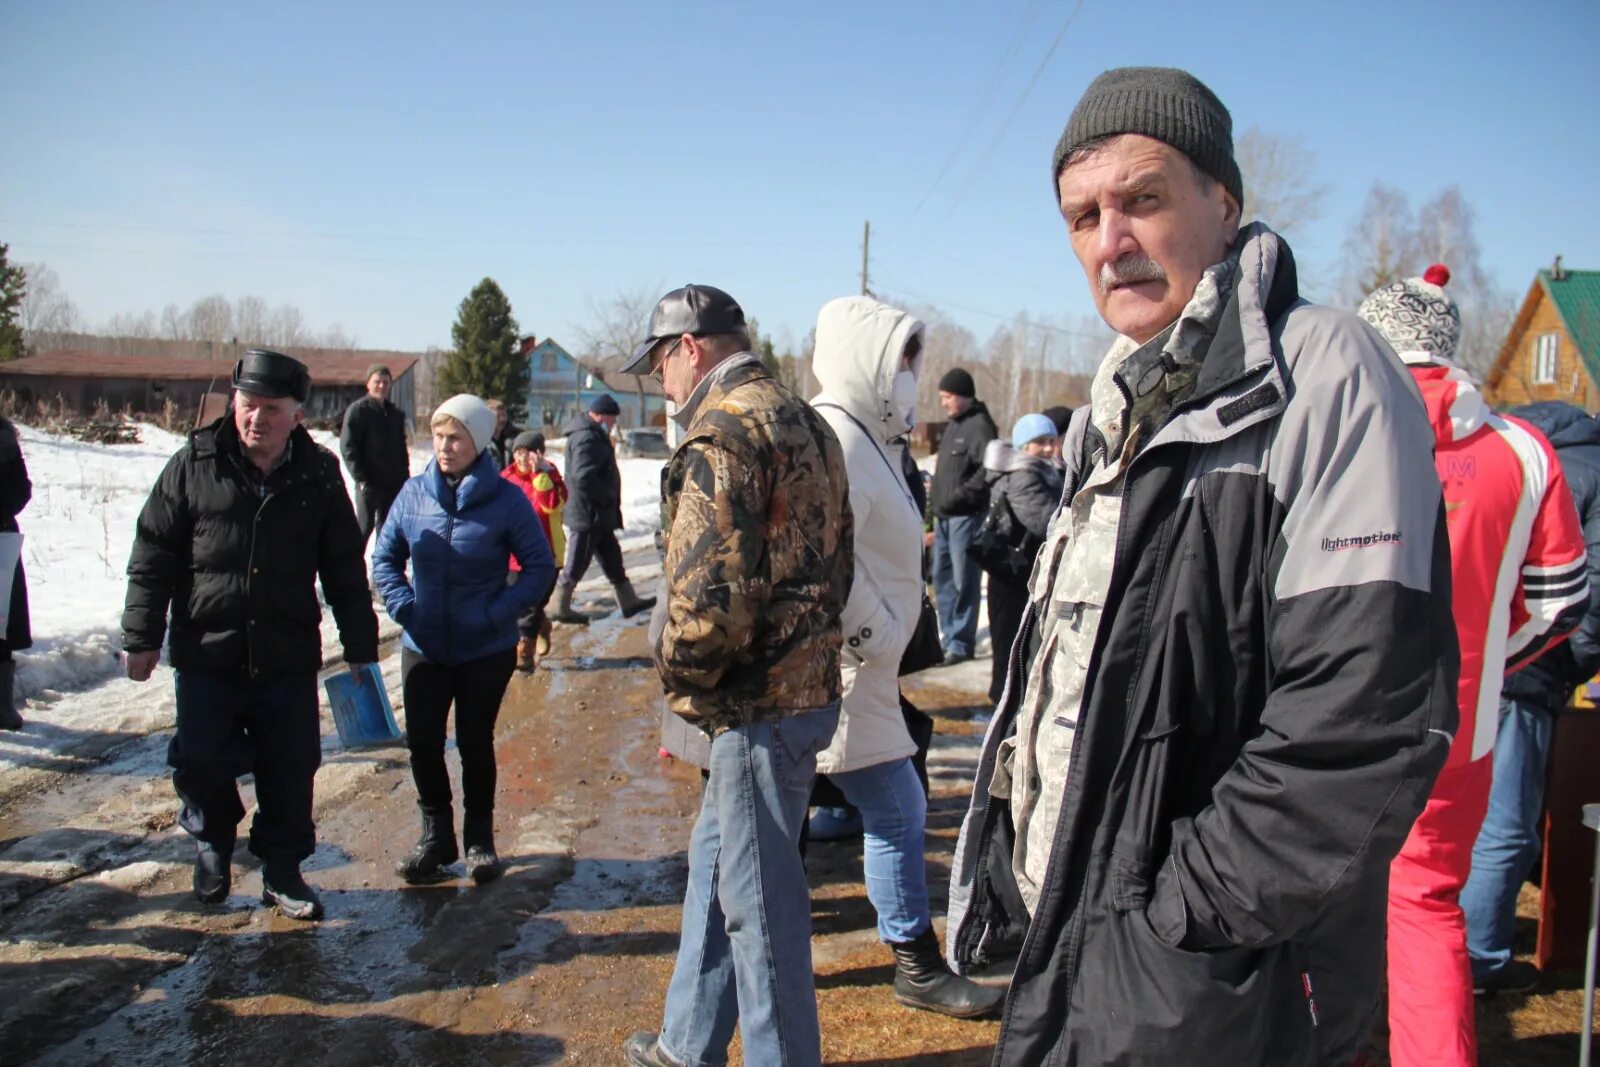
0, 580, 1005, 1066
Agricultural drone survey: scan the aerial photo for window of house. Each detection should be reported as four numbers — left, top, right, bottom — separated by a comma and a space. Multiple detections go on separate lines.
541, 351, 558, 373
1532, 333, 1559, 384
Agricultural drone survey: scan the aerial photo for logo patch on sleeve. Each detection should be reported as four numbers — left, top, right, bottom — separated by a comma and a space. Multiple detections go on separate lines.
1321, 530, 1403, 552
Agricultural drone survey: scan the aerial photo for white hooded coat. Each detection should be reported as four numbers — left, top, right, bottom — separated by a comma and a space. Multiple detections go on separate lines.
810, 296, 926, 775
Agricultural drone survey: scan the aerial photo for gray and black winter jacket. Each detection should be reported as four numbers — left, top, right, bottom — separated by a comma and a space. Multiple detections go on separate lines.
946, 227, 1457, 1066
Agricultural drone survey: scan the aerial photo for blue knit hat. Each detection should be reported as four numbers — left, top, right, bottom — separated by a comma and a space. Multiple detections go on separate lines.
1011, 413, 1058, 449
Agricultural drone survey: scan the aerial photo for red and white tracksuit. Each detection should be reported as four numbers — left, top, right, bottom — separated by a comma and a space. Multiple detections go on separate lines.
1388, 357, 1587, 1065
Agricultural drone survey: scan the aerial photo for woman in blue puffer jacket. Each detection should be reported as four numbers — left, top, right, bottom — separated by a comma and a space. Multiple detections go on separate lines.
374, 394, 556, 886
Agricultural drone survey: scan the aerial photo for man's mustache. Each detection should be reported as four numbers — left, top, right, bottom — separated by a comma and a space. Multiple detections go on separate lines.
1099, 254, 1168, 294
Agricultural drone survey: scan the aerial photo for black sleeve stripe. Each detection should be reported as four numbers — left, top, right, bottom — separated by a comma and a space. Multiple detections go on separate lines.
1524, 563, 1588, 587
1527, 577, 1589, 600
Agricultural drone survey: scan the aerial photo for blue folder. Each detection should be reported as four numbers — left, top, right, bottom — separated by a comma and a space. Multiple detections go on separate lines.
324, 663, 402, 747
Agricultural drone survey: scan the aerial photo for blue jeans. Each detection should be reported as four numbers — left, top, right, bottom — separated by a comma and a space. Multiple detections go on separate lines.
659, 705, 840, 1067
829, 756, 931, 943
1460, 696, 1556, 980
933, 513, 983, 658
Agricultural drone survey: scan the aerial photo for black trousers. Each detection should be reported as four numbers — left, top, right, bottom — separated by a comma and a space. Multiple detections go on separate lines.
987, 575, 1030, 705
170, 670, 321, 867
400, 646, 517, 828
355, 482, 400, 549
558, 526, 627, 588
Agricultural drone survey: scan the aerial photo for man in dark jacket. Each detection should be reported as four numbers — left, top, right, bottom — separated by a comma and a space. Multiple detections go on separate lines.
1462, 401, 1600, 995
945, 68, 1455, 1066
0, 416, 30, 730
122, 349, 379, 921
550, 393, 654, 624
929, 367, 997, 664
339, 364, 409, 550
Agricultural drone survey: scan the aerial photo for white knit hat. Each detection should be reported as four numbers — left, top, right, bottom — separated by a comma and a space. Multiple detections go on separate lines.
1357, 264, 1462, 365
432, 394, 495, 456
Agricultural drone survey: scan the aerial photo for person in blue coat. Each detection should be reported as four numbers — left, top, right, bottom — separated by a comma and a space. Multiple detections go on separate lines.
374, 393, 556, 885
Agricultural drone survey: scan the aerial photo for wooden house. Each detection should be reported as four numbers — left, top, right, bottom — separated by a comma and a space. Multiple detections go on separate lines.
0, 349, 419, 427
1484, 258, 1600, 410
520, 336, 666, 432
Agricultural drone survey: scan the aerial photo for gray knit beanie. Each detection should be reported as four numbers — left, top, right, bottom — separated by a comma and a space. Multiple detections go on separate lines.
1051, 67, 1243, 209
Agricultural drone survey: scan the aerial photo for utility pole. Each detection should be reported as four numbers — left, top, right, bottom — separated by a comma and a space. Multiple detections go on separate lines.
860, 220, 871, 296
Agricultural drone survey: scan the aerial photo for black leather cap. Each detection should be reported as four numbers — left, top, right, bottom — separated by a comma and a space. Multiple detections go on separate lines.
231, 349, 311, 403
622, 284, 747, 373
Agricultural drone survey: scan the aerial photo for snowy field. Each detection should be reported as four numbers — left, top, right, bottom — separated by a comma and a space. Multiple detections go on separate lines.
2, 421, 667, 775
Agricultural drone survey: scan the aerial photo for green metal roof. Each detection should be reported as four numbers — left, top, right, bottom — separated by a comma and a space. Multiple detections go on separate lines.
1541, 268, 1600, 387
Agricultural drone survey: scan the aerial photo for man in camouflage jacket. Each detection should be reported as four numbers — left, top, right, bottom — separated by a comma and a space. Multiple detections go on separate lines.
621, 285, 852, 1067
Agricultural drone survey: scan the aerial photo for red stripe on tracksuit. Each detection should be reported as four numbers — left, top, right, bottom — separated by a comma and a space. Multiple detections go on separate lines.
1388, 363, 1586, 1066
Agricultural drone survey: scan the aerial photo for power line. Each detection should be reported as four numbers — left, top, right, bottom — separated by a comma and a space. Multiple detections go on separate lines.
0, 218, 812, 251
873, 273, 1109, 341
906, 0, 1047, 222
939, 0, 1088, 226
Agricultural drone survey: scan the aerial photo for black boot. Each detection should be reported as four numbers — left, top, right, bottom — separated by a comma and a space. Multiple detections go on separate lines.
0, 661, 21, 731
261, 863, 324, 921
463, 817, 502, 886
550, 583, 591, 626
193, 840, 232, 904
614, 580, 656, 620
889, 928, 1004, 1019
396, 810, 459, 884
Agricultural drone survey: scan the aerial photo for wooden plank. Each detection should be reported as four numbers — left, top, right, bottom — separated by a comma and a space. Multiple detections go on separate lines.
1537, 706, 1600, 971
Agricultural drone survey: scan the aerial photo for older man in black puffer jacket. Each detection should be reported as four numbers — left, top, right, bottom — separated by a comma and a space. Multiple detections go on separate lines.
122, 349, 378, 922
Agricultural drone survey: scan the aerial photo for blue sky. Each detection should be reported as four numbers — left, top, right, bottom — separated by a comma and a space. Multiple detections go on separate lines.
3, 0, 1597, 358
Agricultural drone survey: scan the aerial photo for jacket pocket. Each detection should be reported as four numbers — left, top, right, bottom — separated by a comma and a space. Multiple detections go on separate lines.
1072, 874, 1307, 1064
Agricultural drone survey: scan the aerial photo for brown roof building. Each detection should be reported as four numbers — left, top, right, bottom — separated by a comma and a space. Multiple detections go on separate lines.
0, 349, 420, 427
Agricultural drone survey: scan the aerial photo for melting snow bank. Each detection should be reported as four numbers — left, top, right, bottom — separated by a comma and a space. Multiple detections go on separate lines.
15, 626, 124, 704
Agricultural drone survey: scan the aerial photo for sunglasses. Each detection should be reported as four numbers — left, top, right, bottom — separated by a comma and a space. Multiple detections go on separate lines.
649, 337, 684, 382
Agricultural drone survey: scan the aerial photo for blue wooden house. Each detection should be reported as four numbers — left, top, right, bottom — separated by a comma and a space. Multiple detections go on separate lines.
521, 336, 667, 431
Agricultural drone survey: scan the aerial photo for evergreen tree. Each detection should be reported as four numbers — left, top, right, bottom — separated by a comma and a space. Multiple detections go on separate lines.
436, 278, 528, 418
0, 243, 27, 363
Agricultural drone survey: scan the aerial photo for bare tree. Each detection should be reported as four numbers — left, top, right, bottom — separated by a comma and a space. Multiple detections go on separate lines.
104, 309, 158, 339
1234, 127, 1329, 237
185, 294, 234, 344
265, 304, 307, 347
1337, 182, 1421, 307
234, 295, 271, 344
17, 262, 82, 353
318, 322, 357, 349
1415, 187, 1514, 378
575, 284, 666, 371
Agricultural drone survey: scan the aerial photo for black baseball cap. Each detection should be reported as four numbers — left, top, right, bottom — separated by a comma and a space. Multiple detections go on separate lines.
232, 349, 310, 403
621, 284, 748, 374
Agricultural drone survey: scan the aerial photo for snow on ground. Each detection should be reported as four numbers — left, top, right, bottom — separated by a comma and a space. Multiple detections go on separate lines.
3, 420, 667, 777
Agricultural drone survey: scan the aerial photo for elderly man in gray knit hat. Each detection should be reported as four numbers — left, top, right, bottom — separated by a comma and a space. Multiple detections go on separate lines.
945, 67, 1457, 1065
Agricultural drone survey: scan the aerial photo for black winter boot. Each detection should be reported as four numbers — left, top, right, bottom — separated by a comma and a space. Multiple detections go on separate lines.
396, 811, 459, 884
463, 817, 502, 885
261, 863, 324, 921
889, 927, 1004, 1019
0, 661, 21, 731
550, 583, 591, 625
193, 840, 232, 904
613, 580, 656, 620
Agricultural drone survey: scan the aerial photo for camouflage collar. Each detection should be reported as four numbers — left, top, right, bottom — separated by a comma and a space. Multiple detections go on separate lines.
672, 352, 765, 429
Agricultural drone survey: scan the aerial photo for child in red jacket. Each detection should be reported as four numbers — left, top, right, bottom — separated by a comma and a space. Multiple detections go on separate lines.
502, 431, 568, 669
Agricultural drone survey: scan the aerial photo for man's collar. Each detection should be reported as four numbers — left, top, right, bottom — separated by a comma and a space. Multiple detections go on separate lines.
671, 352, 762, 429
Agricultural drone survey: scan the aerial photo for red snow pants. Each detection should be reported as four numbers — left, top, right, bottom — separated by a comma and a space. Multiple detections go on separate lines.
1386, 754, 1493, 1066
